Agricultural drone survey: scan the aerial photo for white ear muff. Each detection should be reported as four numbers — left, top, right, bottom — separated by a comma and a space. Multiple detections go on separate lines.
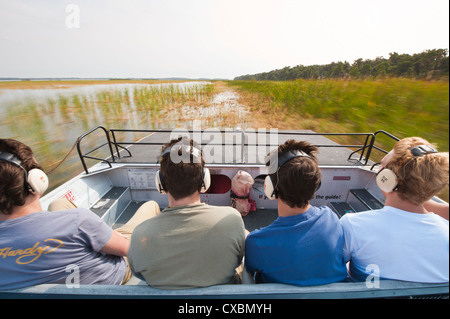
376, 168, 398, 193
155, 170, 166, 194
27, 168, 49, 195
264, 175, 276, 200
200, 168, 211, 193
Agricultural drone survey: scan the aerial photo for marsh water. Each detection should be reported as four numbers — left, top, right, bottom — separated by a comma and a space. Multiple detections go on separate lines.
0, 81, 250, 191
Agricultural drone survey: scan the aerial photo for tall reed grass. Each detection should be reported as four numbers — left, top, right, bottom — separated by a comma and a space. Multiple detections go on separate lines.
230, 79, 449, 151
0, 82, 218, 191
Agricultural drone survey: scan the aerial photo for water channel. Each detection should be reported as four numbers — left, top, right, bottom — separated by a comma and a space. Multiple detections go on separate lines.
0, 81, 250, 190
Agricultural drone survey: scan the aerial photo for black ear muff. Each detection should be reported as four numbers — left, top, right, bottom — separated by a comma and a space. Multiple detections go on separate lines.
0, 152, 48, 195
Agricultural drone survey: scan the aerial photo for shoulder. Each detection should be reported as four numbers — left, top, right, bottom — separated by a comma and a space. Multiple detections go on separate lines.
315, 205, 339, 220
63, 207, 113, 235
340, 207, 388, 233
247, 219, 278, 241
47, 206, 95, 218
35, 207, 95, 226
429, 213, 449, 225
65, 207, 106, 224
202, 204, 241, 215
202, 204, 243, 222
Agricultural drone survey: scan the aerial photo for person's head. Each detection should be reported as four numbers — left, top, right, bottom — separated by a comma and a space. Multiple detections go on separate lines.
156, 137, 209, 200
265, 140, 321, 209
0, 139, 46, 215
378, 137, 449, 205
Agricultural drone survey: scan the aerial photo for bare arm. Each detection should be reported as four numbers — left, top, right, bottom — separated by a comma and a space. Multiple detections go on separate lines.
100, 230, 130, 256
424, 200, 449, 220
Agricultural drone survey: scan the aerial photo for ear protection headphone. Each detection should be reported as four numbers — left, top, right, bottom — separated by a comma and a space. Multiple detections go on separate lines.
264, 149, 319, 200
154, 144, 211, 194
0, 152, 49, 195
376, 145, 438, 193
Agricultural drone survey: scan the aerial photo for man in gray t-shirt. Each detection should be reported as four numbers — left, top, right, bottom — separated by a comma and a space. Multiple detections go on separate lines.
0, 138, 134, 289
0, 207, 127, 289
128, 138, 246, 289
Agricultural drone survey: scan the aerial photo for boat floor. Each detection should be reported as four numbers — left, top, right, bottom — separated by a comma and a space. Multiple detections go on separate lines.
112, 201, 277, 232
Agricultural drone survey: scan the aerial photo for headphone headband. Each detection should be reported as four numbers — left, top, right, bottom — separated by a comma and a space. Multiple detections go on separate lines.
410, 145, 438, 157
0, 152, 23, 168
158, 144, 202, 163
155, 143, 210, 194
265, 149, 311, 173
0, 151, 48, 195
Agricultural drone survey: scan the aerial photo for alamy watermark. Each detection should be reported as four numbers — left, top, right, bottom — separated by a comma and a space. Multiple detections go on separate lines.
365, 264, 380, 288
167, 120, 279, 172
65, 264, 80, 288
65, 4, 80, 29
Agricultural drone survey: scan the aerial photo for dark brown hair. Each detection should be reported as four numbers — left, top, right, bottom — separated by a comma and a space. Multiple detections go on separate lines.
270, 139, 321, 208
159, 137, 206, 200
0, 139, 44, 214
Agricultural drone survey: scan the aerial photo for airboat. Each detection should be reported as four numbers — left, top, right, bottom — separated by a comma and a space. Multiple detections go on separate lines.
1, 126, 448, 299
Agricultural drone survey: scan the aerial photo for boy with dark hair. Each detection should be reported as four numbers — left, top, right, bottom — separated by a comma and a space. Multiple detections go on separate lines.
128, 137, 246, 289
245, 139, 347, 285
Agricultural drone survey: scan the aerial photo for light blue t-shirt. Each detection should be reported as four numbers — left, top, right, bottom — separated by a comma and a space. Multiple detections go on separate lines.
245, 206, 348, 286
341, 206, 449, 283
0, 208, 127, 289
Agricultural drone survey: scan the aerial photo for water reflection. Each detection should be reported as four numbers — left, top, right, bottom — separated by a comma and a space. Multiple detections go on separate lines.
0, 81, 249, 192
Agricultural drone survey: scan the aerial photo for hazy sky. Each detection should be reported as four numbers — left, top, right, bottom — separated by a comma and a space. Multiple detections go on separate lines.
0, 0, 448, 79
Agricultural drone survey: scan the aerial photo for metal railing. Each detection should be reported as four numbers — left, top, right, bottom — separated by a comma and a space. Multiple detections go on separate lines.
76, 127, 400, 174
76, 126, 115, 174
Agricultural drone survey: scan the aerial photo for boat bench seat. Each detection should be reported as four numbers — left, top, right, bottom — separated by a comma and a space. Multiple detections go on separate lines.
2, 280, 447, 299
350, 189, 384, 210
329, 189, 384, 218
329, 202, 356, 218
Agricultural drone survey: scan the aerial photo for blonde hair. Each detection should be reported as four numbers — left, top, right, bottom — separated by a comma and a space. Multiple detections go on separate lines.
386, 137, 449, 205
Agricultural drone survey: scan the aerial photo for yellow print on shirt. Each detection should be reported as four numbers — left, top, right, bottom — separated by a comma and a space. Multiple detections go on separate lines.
0, 239, 64, 264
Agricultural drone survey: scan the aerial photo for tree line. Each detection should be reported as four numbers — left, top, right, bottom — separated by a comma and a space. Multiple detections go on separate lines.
234, 49, 449, 81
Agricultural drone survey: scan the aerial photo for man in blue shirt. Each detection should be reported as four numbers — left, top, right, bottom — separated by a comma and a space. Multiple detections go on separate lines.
245, 140, 347, 285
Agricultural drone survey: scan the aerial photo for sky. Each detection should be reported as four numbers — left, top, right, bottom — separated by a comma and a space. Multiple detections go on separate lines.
0, 0, 449, 79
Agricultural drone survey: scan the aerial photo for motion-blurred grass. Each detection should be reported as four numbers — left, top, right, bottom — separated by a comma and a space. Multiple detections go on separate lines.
230, 78, 449, 201
230, 79, 448, 151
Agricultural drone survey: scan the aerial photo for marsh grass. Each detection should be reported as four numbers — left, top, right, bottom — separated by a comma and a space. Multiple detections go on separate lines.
229, 78, 449, 201
230, 79, 449, 150
1, 81, 256, 192
0, 82, 223, 191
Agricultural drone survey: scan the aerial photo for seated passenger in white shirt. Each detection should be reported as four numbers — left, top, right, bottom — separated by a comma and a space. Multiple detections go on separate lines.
340, 137, 449, 283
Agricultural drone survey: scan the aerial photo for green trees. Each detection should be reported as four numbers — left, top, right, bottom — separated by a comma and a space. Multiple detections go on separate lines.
234, 49, 449, 81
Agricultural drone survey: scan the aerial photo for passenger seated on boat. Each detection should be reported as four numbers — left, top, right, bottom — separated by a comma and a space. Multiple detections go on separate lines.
341, 137, 449, 283
127, 137, 246, 289
245, 140, 348, 286
0, 138, 157, 289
